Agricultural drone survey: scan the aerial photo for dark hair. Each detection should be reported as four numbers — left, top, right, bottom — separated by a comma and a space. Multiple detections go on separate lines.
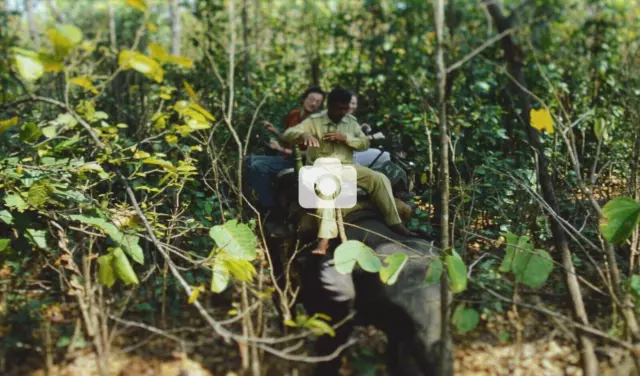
300, 86, 325, 102
327, 87, 353, 106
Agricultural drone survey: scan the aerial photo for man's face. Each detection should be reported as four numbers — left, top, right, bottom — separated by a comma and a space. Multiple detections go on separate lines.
302, 93, 324, 113
327, 101, 351, 124
348, 96, 357, 114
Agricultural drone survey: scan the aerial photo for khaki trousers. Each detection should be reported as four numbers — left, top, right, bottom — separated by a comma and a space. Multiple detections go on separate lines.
317, 164, 401, 239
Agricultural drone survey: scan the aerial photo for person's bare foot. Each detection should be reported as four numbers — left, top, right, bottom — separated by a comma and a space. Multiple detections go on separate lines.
312, 238, 330, 255
389, 223, 417, 237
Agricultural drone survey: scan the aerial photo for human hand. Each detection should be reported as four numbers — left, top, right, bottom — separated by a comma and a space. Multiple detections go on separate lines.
269, 140, 282, 151
264, 121, 278, 135
323, 132, 347, 142
301, 133, 320, 147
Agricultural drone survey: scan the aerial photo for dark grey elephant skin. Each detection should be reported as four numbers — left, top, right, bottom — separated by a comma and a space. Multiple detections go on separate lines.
296, 210, 448, 376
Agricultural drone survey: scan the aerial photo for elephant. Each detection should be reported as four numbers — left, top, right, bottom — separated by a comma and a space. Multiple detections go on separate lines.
264, 168, 451, 376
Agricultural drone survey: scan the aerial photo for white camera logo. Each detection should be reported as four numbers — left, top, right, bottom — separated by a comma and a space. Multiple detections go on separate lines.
298, 157, 357, 209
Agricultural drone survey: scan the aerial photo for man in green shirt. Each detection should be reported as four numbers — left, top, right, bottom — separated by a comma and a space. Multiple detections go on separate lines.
281, 88, 416, 254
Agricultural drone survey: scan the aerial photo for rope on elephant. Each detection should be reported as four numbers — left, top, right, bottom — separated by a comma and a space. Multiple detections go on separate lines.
336, 208, 347, 243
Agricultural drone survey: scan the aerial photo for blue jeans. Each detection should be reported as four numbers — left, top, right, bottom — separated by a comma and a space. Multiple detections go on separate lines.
244, 155, 294, 209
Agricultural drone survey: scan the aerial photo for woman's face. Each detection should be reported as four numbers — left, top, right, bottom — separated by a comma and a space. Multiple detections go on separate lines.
348, 95, 357, 114
302, 92, 324, 113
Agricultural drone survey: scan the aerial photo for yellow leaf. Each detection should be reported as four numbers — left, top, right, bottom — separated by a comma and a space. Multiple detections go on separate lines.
148, 43, 168, 60
125, 0, 147, 12
47, 24, 83, 58
420, 172, 427, 185
142, 157, 176, 172
188, 288, 200, 304
118, 50, 163, 83
530, 108, 554, 134
70, 76, 98, 94
146, 22, 158, 32
165, 135, 178, 143
190, 103, 215, 121
133, 150, 151, 159
0, 117, 19, 135
190, 145, 203, 152
166, 55, 194, 68
184, 81, 197, 101
38, 54, 64, 72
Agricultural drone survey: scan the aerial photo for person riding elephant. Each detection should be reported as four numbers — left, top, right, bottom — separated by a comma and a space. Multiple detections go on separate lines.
280, 87, 417, 255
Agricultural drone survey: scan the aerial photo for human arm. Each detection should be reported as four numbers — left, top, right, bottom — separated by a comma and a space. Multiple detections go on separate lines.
330, 120, 369, 151
281, 118, 320, 147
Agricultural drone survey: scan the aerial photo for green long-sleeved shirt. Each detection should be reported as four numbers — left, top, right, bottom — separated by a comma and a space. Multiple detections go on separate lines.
281, 110, 369, 165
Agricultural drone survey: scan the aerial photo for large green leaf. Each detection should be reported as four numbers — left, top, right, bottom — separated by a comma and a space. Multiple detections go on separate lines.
27, 180, 53, 208
334, 240, 382, 274
4, 194, 28, 212
13, 52, 44, 81
19, 122, 43, 143
69, 215, 144, 264
445, 249, 467, 293
112, 247, 139, 285
424, 257, 443, 285
209, 220, 257, 261
26, 229, 48, 250
379, 253, 408, 285
98, 254, 116, 288
0, 239, 10, 252
211, 259, 230, 293
600, 197, 640, 244
519, 249, 554, 288
498, 232, 519, 272
512, 236, 535, 282
453, 305, 479, 334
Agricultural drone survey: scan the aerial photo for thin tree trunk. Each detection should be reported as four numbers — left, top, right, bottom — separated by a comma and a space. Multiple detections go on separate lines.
483, 2, 599, 375
435, 0, 452, 375
25, 0, 39, 48
107, 0, 117, 51
169, 0, 181, 55
241, 0, 250, 89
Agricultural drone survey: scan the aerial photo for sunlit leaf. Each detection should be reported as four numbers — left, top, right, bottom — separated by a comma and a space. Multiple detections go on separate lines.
133, 150, 151, 159
98, 254, 116, 288
600, 197, 640, 244
184, 81, 197, 101
0, 210, 14, 225
4, 194, 28, 212
166, 55, 194, 68
305, 317, 335, 337
445, 249, 467, 293
13, 53, 44, 82
0, 239, 11, 252
112, 247, 139, 285
70, 76, 98, 94
118, 50, 163, 83
142, 157, 176, 172
334, 240, 382, 274
379, 253, 408, 285
165, 134, 178, 144
209, 220, 257, 261
530, 108, 554, 134
19, 122, 43, 143
69, 215, 144, 264
188, 287, 201, 304
211, 259, 230, 293
190, 103, 215, 121
0, 116, 19, 135
125, 0, 147, 12
26, 228, 48, 250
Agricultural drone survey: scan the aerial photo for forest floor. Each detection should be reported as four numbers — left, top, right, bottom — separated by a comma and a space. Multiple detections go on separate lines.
9, 302, 634, 376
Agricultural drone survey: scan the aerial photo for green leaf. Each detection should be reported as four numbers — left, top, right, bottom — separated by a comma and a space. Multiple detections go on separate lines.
600, 197, 640, 244
4, 195, 28, 212
511, 235, 534, 281
69, 215, 144, 264
453, 305, 479, 334
98, 254, 116, 288
209, 220, 257, 261
111, 247, 139, 285
334, 240, 382, 274
379, 253, 408, 285
630, 275, 640, 298
424, 257, 443, 285
211, 258, 230, 293
19, 122, 43, 143
305, 317, 335, 337
13, 52, 44, 81
499, 232, 519, 272
0, 210, 14, 225
445, 249, 467, 293
26, 228, 48, 250
519, 249, 554, 288
27, 180, 53, 208
0, 239, 10, 252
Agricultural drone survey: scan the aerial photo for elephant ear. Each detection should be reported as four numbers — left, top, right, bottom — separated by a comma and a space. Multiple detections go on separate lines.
320, 260, 356, 302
